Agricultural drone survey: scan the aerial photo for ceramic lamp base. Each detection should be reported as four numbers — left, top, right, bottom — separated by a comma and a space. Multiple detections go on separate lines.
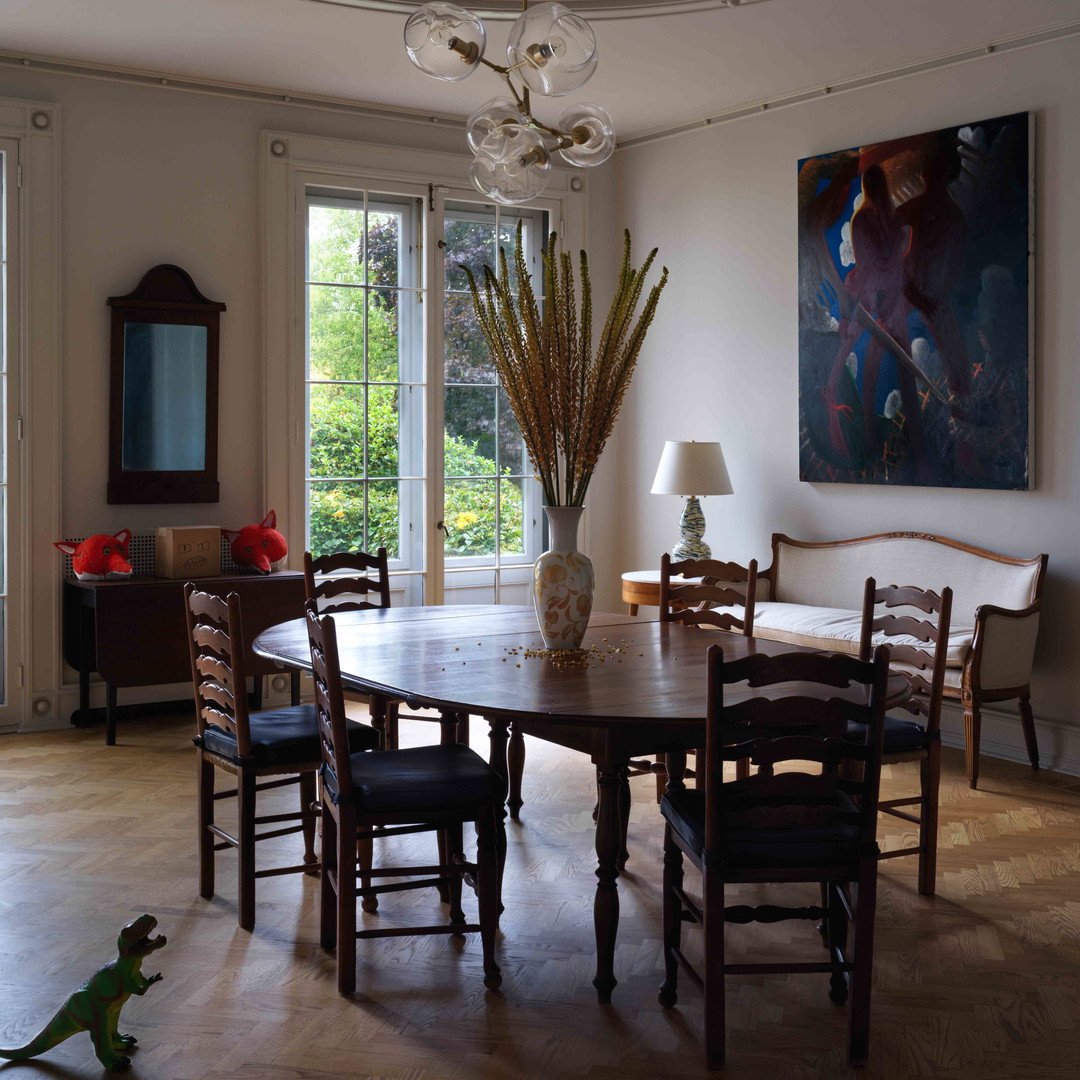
669, 495, 711, 561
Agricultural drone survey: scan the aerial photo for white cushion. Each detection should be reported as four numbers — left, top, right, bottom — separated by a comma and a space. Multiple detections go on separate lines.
739, 602, 973, 668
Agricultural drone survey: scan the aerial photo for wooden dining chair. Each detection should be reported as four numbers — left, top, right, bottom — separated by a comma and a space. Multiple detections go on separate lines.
306, 604, 503, 995
858, 577, 953, 896
303, 548, 417, 749
185, 583, 381, 931
626, 554, 759, 804
658, 644, 889, 1068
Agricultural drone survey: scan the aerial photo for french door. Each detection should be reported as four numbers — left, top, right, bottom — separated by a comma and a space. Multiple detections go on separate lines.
302, 181, 548, 605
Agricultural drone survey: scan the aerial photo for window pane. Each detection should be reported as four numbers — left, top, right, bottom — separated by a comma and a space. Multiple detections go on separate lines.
308, 205, 365, 285
445, 386, 497, 476
368, 384, 400, 478
308, 384, 366, 480
308, 284, 365, 381
444, 293, 494, 384
500, 478, 526, 555
444, 479, 497, 558
308, 479, 367, 558
368, 289, 402, 383
367, 206, 401, 288
497, 387, 526, 475
367, 479, 401, 558
498, 219, 524, 295
445, 217, 496, 292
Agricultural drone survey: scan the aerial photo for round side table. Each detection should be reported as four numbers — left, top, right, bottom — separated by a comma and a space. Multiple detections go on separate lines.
621, 570, 702, 614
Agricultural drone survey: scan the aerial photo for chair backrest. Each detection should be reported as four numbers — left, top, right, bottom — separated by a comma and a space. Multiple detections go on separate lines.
303, 548, 391, 615
184, 583, 252, 757
703, 644, 890, 865
858, 578, 952, 733
659, 553, 758, 636
305, 600, 354, 801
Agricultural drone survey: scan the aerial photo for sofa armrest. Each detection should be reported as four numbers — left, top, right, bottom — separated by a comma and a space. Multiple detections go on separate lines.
966, 601, 1041, 693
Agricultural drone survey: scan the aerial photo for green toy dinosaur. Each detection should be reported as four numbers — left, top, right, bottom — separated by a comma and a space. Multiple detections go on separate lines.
0, 913, 166, 1072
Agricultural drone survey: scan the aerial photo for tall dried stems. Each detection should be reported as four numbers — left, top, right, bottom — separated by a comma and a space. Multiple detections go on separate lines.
464, 224, 668, 506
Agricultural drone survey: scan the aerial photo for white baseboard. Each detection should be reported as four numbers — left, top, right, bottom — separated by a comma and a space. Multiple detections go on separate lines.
939, 700, 1080, 777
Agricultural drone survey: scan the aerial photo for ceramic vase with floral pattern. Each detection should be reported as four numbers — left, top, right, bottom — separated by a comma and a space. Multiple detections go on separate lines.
533, 506, 594, 651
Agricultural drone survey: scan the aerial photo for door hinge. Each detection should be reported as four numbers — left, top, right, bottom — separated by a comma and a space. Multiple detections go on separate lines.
16, 415, 24, 440
428, 184, 434, 212
17, 164, 23, 188
16, 664, 25, 688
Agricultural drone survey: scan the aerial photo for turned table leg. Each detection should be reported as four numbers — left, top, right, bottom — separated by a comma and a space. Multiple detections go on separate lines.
593, 760, 625, 1003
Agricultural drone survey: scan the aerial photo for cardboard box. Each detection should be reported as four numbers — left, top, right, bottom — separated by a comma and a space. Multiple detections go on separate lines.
156, 526, 221, 579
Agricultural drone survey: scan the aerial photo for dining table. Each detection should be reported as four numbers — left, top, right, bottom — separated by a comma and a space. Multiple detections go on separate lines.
253, 604, 899, 1003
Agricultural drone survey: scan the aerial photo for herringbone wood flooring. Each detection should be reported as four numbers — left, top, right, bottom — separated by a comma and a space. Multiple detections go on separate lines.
1, 715, 1079, 1079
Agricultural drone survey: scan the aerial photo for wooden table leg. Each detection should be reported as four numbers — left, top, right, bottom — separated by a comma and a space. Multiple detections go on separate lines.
593, 760, 624, 1003
486, 717, 509, 913
507, 724, 525, 820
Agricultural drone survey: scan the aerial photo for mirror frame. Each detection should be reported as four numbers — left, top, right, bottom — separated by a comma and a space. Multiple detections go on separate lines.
107, 264, 225, 504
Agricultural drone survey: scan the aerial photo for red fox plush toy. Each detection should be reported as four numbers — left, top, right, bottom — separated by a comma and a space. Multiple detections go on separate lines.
54, 530, 133, 580
224, 510, 288, 575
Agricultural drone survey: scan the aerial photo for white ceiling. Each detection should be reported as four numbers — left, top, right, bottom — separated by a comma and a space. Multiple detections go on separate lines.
0, 0, 1076, 138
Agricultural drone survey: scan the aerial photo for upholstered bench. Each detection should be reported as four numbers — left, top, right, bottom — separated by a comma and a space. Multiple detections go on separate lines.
752, 533, 1048, 788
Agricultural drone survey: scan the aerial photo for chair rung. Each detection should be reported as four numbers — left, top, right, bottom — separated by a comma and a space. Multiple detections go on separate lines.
213, 789, 238, 801
672, 885, 702, 924
253, 824, 306, 843
673, 948, 704, 993
724, 904, 825, 925
879, 796, 922, 810
254, 809, 316, 826
725, 961, 842, 975
880, 807, 921, 825
359, 876, 448, 896
208, 824, 237, 847
255, 862, 319, 879
357, 863, 470, 878
879, 846, 920, 860
255, 776, 303, 792
354, 822, 452, 841
357, 923, 479, 940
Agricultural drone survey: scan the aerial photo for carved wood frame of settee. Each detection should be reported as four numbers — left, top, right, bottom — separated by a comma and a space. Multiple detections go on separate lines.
759, 531, 1049, 789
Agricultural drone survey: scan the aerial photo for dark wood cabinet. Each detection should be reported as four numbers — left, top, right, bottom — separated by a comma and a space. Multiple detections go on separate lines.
63, 571, 307, 744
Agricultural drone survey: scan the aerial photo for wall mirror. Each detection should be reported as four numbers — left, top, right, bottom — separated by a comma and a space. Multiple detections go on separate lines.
107, 265, 225, 503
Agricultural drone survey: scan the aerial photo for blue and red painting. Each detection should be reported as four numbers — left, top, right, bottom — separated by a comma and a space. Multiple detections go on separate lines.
797, 112, 1032, 489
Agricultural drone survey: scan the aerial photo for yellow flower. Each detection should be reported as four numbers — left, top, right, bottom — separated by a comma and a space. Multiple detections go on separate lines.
454, 511, 479, 530
333, 509, 345, 518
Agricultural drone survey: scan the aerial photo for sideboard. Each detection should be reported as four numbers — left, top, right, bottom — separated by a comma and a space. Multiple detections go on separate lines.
63, 571, 307, 745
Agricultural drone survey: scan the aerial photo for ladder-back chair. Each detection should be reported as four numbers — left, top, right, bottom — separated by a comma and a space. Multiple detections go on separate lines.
307, 604, 503, 996
658, 644, 889, 1067
858, 577, 953, 896
185, 583, 379, 930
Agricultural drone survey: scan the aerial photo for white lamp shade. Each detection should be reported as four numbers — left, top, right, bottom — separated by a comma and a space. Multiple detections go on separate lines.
650, 440, 733, 496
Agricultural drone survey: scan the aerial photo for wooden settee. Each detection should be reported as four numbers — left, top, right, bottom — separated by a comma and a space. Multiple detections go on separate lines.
750, 532, 1048, 788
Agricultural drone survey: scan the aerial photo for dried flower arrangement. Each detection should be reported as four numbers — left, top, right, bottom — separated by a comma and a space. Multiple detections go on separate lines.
464, 226, 668, 507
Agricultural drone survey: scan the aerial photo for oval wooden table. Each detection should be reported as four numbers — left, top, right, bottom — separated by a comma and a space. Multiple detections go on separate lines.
254, 604, 896, 1003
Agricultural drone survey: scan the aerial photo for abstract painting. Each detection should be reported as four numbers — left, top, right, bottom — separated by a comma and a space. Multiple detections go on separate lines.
797, 112, 1033, 489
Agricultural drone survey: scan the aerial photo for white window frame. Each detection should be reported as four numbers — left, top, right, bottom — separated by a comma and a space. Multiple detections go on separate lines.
0, 99, 61, 733
261, 132, 587, 604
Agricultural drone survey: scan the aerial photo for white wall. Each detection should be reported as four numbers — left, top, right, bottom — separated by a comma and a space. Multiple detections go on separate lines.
612, 37, 1080, 751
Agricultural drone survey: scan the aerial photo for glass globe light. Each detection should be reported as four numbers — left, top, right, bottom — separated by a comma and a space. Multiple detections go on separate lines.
505, 3, 598, 97
467, 97, 526, 155
404, 2, 486, 82
557, 103, 615, 167
470, 124, 552, 205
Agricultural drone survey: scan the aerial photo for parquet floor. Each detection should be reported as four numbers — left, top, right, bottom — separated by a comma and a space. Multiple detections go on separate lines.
2, 715, 1079, 1080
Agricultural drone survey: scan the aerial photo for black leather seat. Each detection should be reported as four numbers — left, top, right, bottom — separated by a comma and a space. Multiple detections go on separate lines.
847, 714, 937, 756
321, 743, 504, 812
199, 704, 379, 766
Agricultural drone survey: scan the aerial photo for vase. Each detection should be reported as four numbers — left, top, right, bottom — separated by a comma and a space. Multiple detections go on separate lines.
533, 506, 594, 651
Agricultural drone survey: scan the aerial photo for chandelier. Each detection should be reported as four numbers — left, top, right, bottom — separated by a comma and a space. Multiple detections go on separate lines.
404, 2, 616, 204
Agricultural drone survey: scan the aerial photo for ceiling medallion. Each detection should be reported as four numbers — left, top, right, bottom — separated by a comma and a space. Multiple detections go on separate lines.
307, 0, 744, 21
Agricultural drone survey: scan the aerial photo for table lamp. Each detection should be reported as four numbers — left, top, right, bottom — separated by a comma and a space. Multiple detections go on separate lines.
650, 440, 733, 560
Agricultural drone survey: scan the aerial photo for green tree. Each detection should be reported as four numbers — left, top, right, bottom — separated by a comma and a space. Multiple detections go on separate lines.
306, 205, 524, 560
